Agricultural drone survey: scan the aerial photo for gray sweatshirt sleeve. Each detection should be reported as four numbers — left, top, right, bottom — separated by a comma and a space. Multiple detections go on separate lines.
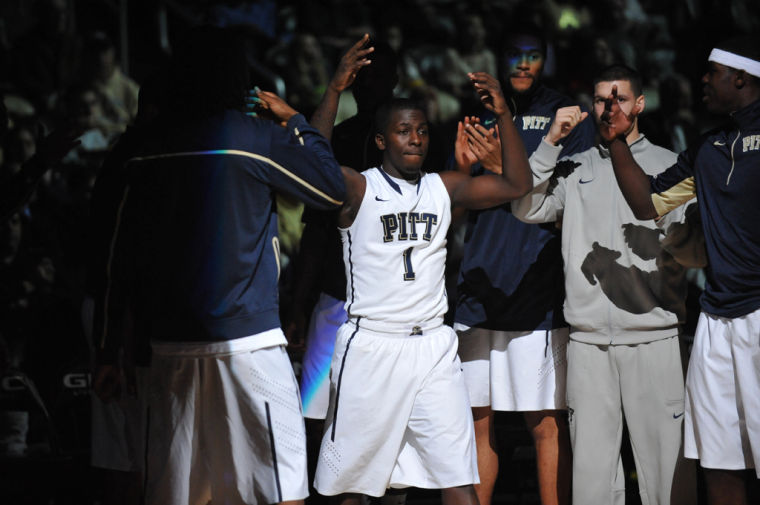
512, 139, 566, 223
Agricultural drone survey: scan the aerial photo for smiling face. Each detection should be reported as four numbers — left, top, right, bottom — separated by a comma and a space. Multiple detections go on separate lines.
376, 107, 429, 181
502, 34, 545, 94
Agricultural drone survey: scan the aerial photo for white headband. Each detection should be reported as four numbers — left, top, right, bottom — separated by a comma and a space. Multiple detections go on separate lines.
709, 48, 760, 78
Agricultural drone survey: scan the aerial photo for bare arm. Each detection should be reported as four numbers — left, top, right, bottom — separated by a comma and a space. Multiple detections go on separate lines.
442, 72, 532, 208
336, 165, 366, 228
310, 34, 373, 139
598, 85, 657, 219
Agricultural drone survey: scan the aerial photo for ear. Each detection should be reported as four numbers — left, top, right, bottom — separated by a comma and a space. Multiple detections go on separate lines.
634, 94, 646, 115
375, 133, 386, 150
735, 70, 747, 89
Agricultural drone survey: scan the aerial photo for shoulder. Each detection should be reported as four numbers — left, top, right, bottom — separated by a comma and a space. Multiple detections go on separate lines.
533, 85, 578, 110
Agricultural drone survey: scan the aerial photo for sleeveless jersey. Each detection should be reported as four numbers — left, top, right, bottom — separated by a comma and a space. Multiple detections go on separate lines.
340, 167, 451, 327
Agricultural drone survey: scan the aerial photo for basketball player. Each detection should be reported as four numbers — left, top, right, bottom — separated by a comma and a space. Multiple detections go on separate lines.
309, 64, 532, 504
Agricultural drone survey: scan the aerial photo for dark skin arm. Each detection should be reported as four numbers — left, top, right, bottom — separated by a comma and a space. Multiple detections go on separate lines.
599, 84, 658, 220
441, 72, 532, 209
310, 34, 374, 140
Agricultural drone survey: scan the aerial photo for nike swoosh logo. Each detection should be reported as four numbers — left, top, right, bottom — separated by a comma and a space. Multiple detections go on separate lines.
673, 412, 684, 419
579, 179, 593, 184
375, 196, 388, 202
713, 140, 725, 146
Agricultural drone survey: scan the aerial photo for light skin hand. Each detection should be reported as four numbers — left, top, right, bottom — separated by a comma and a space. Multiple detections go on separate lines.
545, 106, 588, 145
599, 84, 642, 142
329, 34, 374, 94
256, 90, 299, 127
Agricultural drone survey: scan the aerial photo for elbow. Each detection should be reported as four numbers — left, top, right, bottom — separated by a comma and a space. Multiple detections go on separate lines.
515, 177, 533, 199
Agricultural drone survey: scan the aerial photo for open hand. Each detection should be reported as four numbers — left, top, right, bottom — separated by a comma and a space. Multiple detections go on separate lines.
256, 90, 299, 127
599, 85, 641, 142
329, 34, 374, 94
469, 72, 509, 117
465, 118, 502, 174
455, 116, 480, 171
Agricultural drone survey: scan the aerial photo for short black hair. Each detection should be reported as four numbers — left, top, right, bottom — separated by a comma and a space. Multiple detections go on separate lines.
374, 98, 426, 135
500, 26, 547, 58
714, 35, 760, 86
166, 25, 249, 119
593, 64, 643, 97
715, 35, 760, 63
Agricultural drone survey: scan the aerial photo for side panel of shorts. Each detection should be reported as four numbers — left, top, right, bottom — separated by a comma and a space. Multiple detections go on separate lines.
145, 345, 308, 505
90, 366, 150, 472
685, 310, 760, 475
457, 327, 568, 410
300, 292, 346, 419
315, 324, 478, 496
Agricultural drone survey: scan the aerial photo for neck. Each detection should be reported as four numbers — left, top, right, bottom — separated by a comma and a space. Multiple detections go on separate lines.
381, 163, 420, 183
625, 125, 641, 145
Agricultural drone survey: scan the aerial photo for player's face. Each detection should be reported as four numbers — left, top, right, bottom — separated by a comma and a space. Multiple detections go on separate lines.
592, 80, 642, 124
377, 108, 429, 181
503, 35, 544, 94
702, 61, 739, 115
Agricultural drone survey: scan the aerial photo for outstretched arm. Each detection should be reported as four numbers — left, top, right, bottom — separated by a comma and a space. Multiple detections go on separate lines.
599, 85, 657, 219
442, 72, 532, 209
310, 34, 374, 139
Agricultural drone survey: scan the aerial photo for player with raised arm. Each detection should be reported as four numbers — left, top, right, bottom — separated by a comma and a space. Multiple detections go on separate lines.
600, 37, 760, 505
310, 61, 532, 505
512, 64, 696, 505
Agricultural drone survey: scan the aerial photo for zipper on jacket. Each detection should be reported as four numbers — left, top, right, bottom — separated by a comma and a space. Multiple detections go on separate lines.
726, 130, 741, 185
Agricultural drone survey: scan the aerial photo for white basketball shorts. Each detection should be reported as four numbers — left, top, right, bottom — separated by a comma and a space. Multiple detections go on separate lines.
300, 292, 346, 419
144, 336, 308, 505
684, 308, 760, 476
455, 325, 568, 411
90, 365, 150, 472
314, 321, 479, 497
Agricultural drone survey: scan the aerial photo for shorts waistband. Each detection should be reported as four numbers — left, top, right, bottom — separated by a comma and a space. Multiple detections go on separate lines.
347, 317, 444, 337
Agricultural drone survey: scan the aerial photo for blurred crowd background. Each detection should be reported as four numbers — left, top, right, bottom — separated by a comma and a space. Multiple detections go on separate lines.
0, 0, 758, 503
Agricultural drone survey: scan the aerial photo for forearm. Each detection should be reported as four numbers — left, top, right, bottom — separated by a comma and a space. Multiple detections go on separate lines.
497, 113, 532, 195
310, 85, 342, 141
512, 142, 563, 222
608, 138, 658, 219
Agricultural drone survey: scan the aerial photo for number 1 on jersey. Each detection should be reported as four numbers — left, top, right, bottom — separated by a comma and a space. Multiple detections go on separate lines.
402, 247, 416, 281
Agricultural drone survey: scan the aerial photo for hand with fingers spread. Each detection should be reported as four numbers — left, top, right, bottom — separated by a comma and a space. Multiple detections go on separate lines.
329, 33, 374, 94
545, 106, 588, 146
469, 72, 510, 117
465, 118, 502, 174
599, 84, 641, 143
455, 116, 480, 171
310, 34, 374, 139
255, 90, 299, 127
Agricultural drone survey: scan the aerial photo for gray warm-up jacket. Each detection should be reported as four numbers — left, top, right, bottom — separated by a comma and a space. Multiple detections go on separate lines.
512, 135, 689, 345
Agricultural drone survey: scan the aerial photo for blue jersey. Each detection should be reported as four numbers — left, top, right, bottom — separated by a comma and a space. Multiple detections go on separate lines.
97, 111, 345, 360
649, 98, 760, 318
455, 84, 596, 331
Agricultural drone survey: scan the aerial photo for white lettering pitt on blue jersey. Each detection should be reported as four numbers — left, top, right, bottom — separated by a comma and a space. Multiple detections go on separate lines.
341, 167, 451, 327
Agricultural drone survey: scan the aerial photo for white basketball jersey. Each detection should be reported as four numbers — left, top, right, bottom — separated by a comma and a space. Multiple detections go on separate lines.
340, 167, 451, 327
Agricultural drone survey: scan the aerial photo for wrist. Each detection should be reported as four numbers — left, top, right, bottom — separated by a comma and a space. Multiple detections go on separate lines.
544, 133, 560, 146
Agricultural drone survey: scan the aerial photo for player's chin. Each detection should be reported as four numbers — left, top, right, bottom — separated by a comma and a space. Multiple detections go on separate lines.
509, 76, 534, 93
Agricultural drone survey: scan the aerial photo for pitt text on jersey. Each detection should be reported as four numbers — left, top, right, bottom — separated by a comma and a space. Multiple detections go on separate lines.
381, 212, 439, 243
522, 115, 551, 131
